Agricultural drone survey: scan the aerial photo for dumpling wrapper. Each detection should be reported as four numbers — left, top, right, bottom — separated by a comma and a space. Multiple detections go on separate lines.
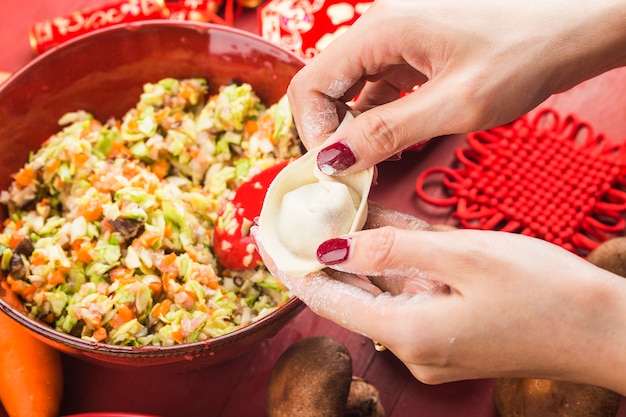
258, 112, 374, 276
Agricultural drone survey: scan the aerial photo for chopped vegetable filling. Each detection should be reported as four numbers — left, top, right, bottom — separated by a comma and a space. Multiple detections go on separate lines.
0, 78, 301, 346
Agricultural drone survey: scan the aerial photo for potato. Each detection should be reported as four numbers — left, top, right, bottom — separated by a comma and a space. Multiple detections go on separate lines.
345, 376, 385, 417
494, 378, 621, 417
266, 336, 353, 417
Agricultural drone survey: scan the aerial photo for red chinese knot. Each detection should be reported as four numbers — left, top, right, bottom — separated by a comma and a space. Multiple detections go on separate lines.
415, 108, 626, 255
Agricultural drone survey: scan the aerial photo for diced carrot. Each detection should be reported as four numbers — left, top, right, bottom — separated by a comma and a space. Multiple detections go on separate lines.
186, 247, 198, 262
44, 160, 60, 177
42, 313, 55, 324
8, 230, 25, 249
191, 266, 219, 290
107, 140, 132, 159
110, 304, 135, 328
164, 222, 173, 238
159, 253, 178, 274
47, 269, 66, 286
180, 85, 192, 100
109, 266, 135, 285
151, 299, 172, 318
73, 152, 89, 167
137, 230, 161, 248
161, 271, 176, 294
123, 163, 140, 178
148, 280, 163, 299
244, 120, 258, 135
127, 118, 139, 131
117, 304, 134, 323
183, 289, 198, 301
78, 198, 103, 222
171, 327, 184, 344
30, 250, 48, 266
152, 159, 169, 180
9, 280, 27, 296
13, 166, 36, 187
92, 327, 107, 342
75, 243, 93, 264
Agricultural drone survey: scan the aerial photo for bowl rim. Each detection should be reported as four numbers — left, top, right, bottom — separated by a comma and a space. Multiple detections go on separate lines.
7, 19, 303, 83
0, 19, 306, 357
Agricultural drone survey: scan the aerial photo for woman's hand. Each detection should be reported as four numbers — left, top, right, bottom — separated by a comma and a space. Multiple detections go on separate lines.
288, 0, 626, 174
253, 203, 626, 395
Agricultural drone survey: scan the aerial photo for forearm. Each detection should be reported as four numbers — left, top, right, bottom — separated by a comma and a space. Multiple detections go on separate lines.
550, 0, 626, 93
564, 266, 626, 395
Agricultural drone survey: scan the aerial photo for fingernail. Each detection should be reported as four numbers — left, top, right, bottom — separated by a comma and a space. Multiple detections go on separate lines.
317, 237, 351, 265
317, 141, 356, 175
253, 216, 260, 227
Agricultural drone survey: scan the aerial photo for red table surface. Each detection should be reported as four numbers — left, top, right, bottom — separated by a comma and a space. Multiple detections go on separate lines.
1, 2, 626, 416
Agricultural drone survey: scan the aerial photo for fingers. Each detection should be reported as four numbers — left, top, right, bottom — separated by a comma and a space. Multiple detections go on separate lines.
365, 201, 434, 231
314, 77, 471, 176
282, 268, 437, 350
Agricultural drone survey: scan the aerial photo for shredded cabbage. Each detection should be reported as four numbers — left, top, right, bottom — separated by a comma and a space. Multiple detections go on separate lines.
0, 79, 300, 346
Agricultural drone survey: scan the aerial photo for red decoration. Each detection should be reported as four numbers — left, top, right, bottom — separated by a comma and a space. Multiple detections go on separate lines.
29, 0, 169, 54
258, 0, 374, 59
415, 108, 626, 255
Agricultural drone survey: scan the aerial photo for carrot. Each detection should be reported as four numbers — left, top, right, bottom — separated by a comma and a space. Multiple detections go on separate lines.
72, 239, 93, 264
72, 152, 89, 167
171, 326, 184, 344
12, 166, 35, 187
30, 250, 48, 267
107, 140, 132, 159
0, 310, 63, 417
78, 198, 103, 222
43, 160, 60, 177
152, 159, 169, 180
137, 230, 161, 248
110, 304, 135, 328
244, 119, 258, 134
8, 230, 25, 250
164, 221, 173, 238
47, 269, 66, 286
92, 327, 107, 342
151, 299, 172, 318
109, 266, 135, 285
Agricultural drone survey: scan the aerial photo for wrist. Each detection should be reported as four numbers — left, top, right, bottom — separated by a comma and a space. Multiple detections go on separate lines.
567, 267, 626, 395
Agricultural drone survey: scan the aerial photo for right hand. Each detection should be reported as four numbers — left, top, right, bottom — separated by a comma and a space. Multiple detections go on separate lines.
253, 203, 626, 395
288, 0, 626, 174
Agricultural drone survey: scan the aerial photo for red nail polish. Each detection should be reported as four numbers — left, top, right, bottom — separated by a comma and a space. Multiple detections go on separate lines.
317, 237, 351, 265
317, 141, 356, 175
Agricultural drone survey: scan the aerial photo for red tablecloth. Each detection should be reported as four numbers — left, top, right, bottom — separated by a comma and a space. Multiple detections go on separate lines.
1, 2, 626, 416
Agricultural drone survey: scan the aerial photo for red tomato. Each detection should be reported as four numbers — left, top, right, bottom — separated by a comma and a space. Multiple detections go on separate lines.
213, 160, 290, 270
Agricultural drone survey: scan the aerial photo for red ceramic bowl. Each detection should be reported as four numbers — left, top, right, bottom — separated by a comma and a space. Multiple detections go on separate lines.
0, 21, 304, 372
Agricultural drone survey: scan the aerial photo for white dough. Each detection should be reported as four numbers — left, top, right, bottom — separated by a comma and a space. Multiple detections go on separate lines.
258, 112, 374, 276
276, 181, 360, 258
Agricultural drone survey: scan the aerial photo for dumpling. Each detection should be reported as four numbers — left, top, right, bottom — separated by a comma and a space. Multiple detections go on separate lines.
258, 112, 374, 276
